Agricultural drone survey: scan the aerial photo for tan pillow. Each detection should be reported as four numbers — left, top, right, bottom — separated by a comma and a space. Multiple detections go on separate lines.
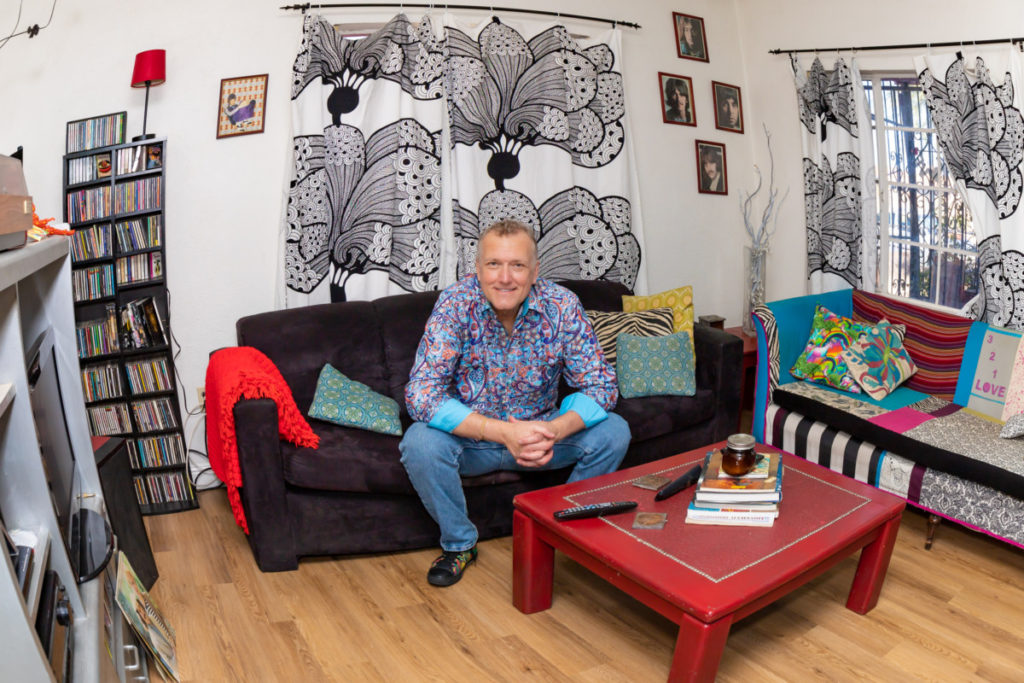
621, 286, 694, 352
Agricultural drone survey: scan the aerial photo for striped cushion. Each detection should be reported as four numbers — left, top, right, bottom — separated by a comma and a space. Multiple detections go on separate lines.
852, 290, 973, 400
586, 308, 674, 367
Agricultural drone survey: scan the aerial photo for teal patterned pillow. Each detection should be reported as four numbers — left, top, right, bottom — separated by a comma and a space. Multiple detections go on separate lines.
308, 364, 402, 436
616, 331, 696, 399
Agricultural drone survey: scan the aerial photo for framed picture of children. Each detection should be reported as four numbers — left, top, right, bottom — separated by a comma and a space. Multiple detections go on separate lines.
712, 81, 744, 133
673, 13, 708, 62
216, 74, 269, 139
695, 140, 727, 195
659, 72, 696, 126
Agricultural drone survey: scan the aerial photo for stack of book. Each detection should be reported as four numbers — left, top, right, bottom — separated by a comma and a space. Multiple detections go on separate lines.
684, 449, 783, 527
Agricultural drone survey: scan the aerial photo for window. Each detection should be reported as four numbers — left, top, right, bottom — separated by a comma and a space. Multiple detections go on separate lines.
863, 76, 978, 309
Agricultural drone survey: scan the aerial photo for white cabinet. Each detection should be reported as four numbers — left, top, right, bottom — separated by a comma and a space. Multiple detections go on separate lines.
0, 237, 110, 683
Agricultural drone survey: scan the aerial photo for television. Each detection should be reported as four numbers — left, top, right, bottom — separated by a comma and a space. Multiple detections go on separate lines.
26, 327, 112, 583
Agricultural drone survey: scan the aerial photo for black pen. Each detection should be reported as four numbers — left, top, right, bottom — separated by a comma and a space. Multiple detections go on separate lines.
654, 464, 703, 501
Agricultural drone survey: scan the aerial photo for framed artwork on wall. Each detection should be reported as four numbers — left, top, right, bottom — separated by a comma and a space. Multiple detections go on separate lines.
696, 140, 727, 195
659, 72, 696, 126
216, 74, 269, 139
673, 13, 708, 62
712, 81, 744, 133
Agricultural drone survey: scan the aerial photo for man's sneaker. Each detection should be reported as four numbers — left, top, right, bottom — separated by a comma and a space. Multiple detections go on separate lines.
426, 546, 478, 587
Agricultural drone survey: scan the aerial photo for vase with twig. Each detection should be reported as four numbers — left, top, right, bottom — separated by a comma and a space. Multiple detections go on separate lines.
740, 124, 788, 335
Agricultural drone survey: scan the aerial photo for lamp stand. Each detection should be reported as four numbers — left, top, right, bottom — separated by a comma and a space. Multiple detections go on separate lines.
132, 80, 156, 142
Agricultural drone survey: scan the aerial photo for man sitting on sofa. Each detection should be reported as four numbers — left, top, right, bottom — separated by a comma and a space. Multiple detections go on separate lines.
401, 219, 632, 587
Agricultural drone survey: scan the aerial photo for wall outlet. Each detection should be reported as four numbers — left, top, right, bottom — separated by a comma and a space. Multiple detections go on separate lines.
196, 386, 206, 407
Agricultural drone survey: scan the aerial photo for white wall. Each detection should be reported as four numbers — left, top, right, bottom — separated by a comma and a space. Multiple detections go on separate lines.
0, 0, 758, 433
736, 0, 1024, 303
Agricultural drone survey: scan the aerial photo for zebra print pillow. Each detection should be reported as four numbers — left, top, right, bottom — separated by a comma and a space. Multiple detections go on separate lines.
586, 307, 674, 367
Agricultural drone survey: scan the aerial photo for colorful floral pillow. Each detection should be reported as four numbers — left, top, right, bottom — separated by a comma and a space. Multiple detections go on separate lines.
841, 320, 918, 400
790, 305, 867, 392
308, 363, 402, 435
621, 286, 694, 352
616, 330, 696, 399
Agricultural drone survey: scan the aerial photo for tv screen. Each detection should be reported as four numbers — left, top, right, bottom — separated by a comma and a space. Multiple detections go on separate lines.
27, 328, 82, 578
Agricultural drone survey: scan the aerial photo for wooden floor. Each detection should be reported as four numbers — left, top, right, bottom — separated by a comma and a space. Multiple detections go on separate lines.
144, 490, 1024, 682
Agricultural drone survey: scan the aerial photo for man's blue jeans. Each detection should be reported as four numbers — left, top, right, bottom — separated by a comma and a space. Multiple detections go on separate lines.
399, 414, 631, 552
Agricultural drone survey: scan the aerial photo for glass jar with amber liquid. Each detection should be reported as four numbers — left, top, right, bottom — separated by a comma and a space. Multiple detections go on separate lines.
722, 433, 757, 476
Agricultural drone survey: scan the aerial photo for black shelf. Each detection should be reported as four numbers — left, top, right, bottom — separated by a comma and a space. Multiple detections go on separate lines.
65, 138, 196, 515
138, 501, 197, 516
117, 277, 165, 290
131, 463, 187, 474
118, 245, 162, 258
84, 396, 128, 407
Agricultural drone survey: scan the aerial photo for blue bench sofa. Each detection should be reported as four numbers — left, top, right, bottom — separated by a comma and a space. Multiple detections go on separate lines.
751, 288, 1024, 549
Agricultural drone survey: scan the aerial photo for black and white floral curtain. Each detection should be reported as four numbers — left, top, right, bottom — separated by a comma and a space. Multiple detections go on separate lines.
915, 51, 1024, 330
283, 13, 645, 306
792, 57, 877, 294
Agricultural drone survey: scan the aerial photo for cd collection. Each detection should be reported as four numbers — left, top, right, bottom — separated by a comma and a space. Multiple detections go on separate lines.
128, 435, 186, 469
69, 224, 112, 262
66, 112, 126, 153
133, 470, 196, 507
80, 361, 124, 402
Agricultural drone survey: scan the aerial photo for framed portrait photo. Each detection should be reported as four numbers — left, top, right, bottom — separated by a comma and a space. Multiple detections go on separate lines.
695, 140, 727, 195
216, 74, 269, 139
712, 81, 744, 133
659, 72, 696, 126
673, 12, 708, 62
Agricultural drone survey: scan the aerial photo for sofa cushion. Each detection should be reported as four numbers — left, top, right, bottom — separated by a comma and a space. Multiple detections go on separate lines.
841, 321, 917, 399
615, 389, 714, 442
616, 330, 696, 398
560, 278, 631, 311
308, 363, 403, 435
237, 300, 391, 409
373, 290, 444, 408
790, 304, 866, 393
622, 286, 695, 352
771, 381, 1024, 500
282, 422, 568, 494
852, 290, 972, 400
586, 308, 673, 366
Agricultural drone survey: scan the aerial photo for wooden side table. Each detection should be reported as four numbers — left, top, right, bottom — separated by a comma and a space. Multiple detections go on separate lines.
724, 326, 757, 430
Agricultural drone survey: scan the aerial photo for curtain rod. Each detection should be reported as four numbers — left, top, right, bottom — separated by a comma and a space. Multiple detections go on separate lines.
770, 36, 1024, 55
280, 3, 641, 30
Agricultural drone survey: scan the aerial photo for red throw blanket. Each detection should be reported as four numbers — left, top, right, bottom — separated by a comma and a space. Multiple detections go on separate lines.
205, 347, 319, 533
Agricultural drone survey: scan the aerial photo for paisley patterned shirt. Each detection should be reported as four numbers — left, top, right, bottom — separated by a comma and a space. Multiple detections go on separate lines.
405, 276, 617, 430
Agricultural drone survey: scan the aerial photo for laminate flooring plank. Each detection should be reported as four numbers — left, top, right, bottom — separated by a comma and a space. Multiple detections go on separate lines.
144, 490, 1024, 682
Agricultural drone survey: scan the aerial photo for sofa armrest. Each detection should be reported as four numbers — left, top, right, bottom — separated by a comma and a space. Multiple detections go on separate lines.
693, 324, 744, 439
233, 398, 299, 572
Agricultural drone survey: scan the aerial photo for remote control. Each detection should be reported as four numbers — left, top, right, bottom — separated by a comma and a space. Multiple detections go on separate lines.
654, 464, 703, 501
553, 501, 638, 521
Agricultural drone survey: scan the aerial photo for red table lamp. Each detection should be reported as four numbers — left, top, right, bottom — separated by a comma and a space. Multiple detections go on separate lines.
131, 49, 166, 141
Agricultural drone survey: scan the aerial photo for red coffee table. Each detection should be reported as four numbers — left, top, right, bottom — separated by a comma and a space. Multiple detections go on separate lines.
512, 442, 904, 682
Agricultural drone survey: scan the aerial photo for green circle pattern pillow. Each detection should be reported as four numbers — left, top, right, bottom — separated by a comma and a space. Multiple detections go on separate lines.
615, 330, 696, 399
308, 363, 402, 436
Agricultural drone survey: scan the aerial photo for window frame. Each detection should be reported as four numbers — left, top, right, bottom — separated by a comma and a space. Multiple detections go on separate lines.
863, 71, 978, 312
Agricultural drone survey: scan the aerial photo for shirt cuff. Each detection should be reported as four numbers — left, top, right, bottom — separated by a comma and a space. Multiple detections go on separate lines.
428, 398, 473, 433
559, 392, 608, 428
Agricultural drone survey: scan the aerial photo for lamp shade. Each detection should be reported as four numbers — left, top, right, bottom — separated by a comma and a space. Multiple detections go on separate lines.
131, 49, 166, 88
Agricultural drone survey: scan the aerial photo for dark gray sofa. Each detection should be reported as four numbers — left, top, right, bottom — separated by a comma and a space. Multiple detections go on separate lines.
227, 279, 742, 571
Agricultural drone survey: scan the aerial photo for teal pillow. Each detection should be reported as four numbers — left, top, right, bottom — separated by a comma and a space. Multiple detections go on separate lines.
616, 330, 696, 398
308, 364, 402, 436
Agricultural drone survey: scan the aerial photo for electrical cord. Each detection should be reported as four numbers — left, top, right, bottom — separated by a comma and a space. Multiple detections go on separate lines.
0, 0, 58, 52
163, 289, 221, 490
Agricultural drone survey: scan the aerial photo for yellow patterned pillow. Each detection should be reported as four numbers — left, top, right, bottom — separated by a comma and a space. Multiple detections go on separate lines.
622, 286, 694, 352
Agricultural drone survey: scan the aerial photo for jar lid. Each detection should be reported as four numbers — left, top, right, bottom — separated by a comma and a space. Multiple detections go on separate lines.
726, 433, 756, 451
